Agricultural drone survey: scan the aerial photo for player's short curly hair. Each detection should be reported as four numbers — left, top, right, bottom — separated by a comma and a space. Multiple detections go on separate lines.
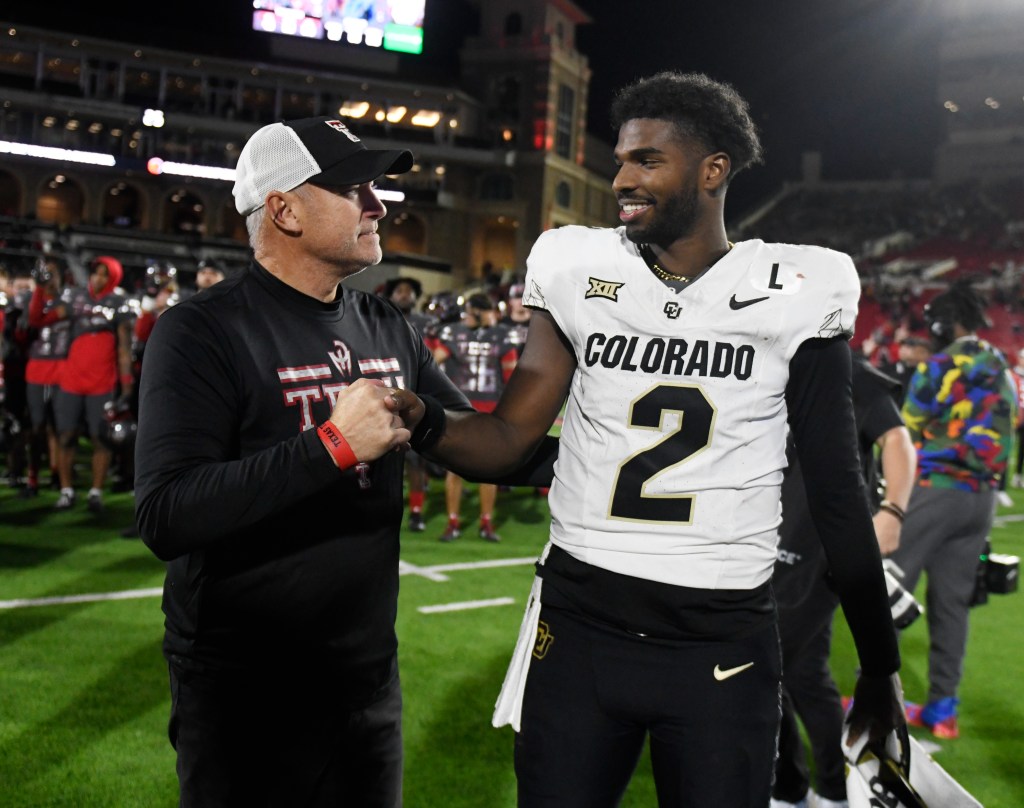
383, 276, 422, 299
609, 71, 764, 180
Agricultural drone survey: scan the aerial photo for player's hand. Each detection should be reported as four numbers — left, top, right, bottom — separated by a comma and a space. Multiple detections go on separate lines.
844, 671, 906, 748
326, 379, 411, 461
388, 388, 426, 432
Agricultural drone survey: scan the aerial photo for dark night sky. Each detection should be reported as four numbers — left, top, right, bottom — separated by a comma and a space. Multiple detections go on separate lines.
572, 0, 946, 214
11, 0, 946, 216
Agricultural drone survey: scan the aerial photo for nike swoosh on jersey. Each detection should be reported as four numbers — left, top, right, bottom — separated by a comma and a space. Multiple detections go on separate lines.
713, 662, 755, 681
729, 294, 769, 310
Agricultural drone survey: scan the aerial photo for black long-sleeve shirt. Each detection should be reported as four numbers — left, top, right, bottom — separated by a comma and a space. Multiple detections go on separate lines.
135, 261, 471, 699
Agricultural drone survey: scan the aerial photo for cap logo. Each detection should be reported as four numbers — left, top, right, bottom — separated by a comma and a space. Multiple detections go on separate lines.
325, 120, 360, 143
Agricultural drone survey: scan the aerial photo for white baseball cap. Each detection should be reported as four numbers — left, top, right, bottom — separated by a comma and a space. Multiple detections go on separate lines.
232, 116, 414, 216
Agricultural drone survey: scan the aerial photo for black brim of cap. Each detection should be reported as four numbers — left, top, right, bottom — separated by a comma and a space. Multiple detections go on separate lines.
315, 148, 414, 187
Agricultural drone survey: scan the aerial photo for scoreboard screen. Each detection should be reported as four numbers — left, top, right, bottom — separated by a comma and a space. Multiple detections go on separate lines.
252, 0, 426, 55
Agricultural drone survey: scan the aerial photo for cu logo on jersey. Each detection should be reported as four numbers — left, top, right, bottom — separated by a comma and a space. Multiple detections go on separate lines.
328, 340, 353, 377
663, 301, 682, 319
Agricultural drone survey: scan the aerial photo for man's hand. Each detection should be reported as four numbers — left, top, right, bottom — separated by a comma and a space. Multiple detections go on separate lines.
873, 509, 902, 556
845, 671, 906, 748
325, 379, 411, 462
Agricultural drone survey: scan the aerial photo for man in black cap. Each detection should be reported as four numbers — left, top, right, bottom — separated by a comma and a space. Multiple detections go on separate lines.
134, 117, 476, 807
180, 258, 228, 300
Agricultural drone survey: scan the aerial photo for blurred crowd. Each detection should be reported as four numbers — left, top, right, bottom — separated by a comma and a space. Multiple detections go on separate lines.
0, 254, 226, 516
377, 274, 534, 542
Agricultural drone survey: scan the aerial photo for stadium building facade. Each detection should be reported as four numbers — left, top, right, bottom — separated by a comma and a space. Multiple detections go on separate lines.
0, 0, 618, 291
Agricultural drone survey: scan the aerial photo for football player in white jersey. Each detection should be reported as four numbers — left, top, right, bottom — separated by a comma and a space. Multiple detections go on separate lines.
398, 71, 905, 807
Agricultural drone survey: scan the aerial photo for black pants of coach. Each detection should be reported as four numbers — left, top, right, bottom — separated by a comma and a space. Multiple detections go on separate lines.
167, 656, 403, 807
514, 604, 782, 808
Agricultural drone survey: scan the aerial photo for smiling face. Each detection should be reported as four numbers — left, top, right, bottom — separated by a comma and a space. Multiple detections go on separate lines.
612, 118, 707, 248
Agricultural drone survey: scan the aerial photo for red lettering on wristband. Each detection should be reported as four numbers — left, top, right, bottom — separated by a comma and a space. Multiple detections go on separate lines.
317, 421, 358, 470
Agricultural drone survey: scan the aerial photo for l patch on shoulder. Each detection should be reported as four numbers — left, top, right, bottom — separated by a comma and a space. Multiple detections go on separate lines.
586, 277, 625, 301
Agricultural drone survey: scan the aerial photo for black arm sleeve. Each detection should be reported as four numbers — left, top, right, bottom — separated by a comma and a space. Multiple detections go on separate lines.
786, 338, 901, 676
462, 433, 559, 488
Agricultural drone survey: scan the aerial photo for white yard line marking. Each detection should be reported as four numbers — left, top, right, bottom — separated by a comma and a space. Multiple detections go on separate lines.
0, 557, 540, 610
0, 587, 163, 610
426, 557, 538, 571
993, 514, 1024, 526
418, 597, 515, 614
398, 560, 451, 582
399, 556, 537, 580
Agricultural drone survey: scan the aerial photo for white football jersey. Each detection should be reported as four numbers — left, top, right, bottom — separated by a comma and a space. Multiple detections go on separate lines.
522, 227, 860, 589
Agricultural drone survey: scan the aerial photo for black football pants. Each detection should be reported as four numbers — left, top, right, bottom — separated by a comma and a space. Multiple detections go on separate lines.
514, 605, 782, 808
168, 657, 403, 807
773, 585, 847, 803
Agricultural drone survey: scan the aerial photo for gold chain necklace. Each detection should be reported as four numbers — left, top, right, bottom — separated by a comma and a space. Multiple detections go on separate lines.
640, 243, 735, 283
640, 244, 689, 283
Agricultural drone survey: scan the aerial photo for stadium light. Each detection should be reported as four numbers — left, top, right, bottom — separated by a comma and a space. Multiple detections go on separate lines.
146, 157, 235, 181
411, 110, 440, 127
142, 108, 166, 128
0, 140, 406, 199
340, 101, 370, 118
0, 139, 116, 167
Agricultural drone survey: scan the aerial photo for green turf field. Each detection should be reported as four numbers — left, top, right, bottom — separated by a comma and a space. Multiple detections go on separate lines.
1, 477, 1021, 807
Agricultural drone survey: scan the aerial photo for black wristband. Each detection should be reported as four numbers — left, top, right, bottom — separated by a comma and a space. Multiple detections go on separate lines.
878, 499, 905, 522
410, 394, 446, 453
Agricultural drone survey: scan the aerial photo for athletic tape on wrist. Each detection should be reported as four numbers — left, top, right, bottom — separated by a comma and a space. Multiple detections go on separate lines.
317, 421, 358, 470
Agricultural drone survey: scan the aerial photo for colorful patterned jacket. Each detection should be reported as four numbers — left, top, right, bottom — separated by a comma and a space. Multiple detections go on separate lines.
902, 335, 1016, 491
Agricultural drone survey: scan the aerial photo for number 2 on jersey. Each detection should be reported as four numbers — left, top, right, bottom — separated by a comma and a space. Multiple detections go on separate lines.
609, 383, 716, 523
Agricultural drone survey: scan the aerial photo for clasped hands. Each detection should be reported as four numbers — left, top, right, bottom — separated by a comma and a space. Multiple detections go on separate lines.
322, 379, 426, 463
